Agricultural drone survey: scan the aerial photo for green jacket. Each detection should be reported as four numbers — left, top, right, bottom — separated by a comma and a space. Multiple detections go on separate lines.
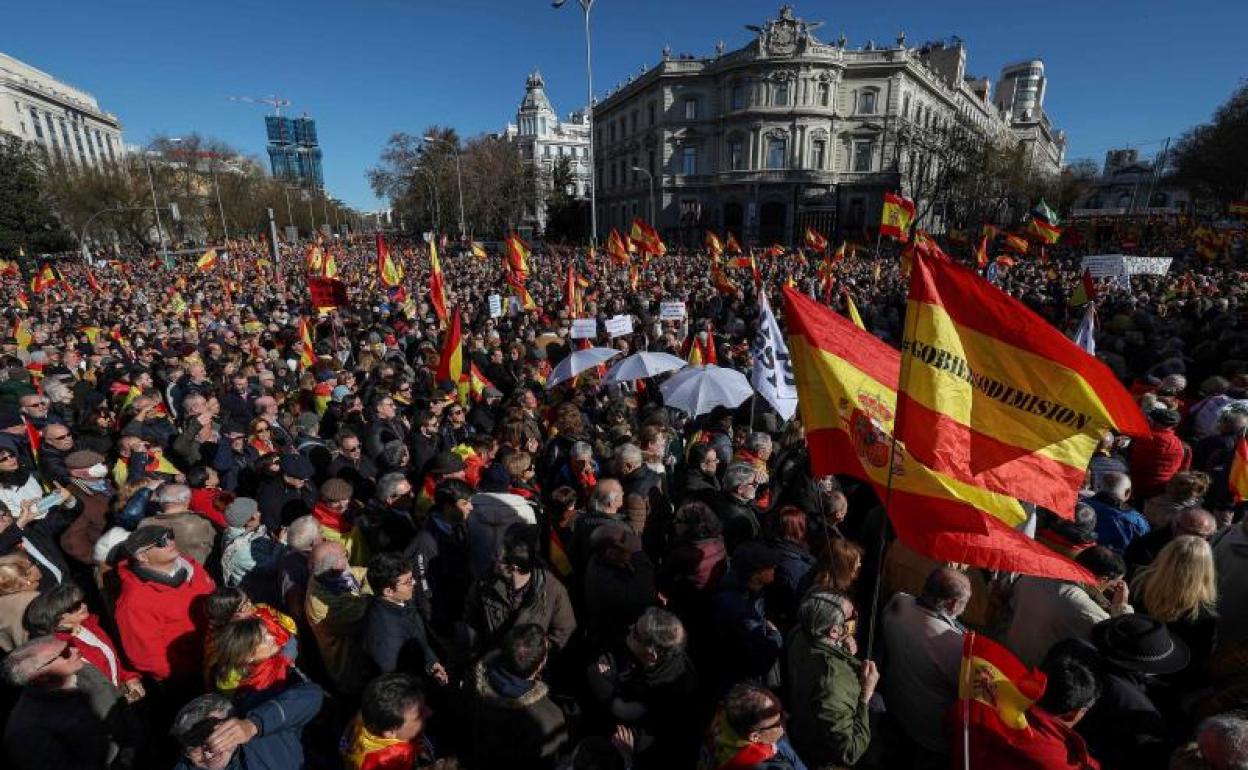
784, 628, 871, 768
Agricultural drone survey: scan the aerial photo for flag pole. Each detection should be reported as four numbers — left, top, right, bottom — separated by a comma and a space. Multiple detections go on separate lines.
962, 632, 974, 770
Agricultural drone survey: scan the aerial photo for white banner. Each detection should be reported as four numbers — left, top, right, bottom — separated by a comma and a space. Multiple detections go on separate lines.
659, 301, 686, 321
605, 315, 634, 338
487, 294, 503, 318
570, 318, 598, 339
750, 294, 799, 421
1080, 255, 1172, 278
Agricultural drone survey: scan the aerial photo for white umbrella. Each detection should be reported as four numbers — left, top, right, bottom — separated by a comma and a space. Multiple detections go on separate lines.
603, 351, 687, 384
659, 364, 753, 416
545, 346, 622, 388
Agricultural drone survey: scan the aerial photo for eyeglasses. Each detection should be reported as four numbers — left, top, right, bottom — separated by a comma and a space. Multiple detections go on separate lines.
46, 433, 71, 441
0, 453, 16, 462
37, 643, 74, 670
342, 445, 361, 453
754, 710, 788, 733
140, 533, 174, 552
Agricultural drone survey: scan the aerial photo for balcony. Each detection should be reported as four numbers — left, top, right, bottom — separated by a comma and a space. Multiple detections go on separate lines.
712, 169, 839, 185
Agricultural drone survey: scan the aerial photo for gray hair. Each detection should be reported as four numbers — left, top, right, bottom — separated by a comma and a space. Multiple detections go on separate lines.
286, 515, 323, 553
589, 478, 623, 513
632, 607, 686, 654
154, 483, 192, 507
3, 635, 64, 686
723, 462, 758, 492
1197, 713, 1248, 770
309, 544, 348, 576
376, 472, 410, 503
797, 590, 849, 638
571, 441, 595, 461
171, 693, 233, 746
744, 432, 773, 455
613, 443, 643, 470
920, 567, 972, 606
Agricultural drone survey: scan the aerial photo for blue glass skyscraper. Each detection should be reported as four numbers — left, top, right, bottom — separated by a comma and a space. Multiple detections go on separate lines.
266, 115, 323, 189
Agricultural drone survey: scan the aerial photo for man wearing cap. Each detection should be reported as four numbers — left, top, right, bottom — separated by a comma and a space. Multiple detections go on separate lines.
255, 453, 317, 532
137, 483, 217, 567
59, 449, 115, 566
1129, 406, 1190, 502
221, 497, 288, 606
114, 525, 216, 682
707, 541, 784, 692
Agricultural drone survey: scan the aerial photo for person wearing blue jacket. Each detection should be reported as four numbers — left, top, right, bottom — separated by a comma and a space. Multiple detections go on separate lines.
171, 679, 324, 770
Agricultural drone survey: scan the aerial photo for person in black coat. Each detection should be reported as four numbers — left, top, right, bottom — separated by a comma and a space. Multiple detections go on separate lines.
679, 443, 721, 507
0, 488, 77, 591
405, 479, 475, 638
582, 521, 658, 648
363, 396, 409, 461
254, 453, 317, 531
356, 472, 419, 556
36, 424, 75, 486
363, 552, 448, 684
712, 462, 763, 553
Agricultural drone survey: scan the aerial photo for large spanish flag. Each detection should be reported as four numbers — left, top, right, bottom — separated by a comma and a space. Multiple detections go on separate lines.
725, 232, 743, 255
436, 309, 463, 386
608, 229, 630, 264
897, 253, 1149, 516
376, 233, 403, 288
804, 226, 829, 253
880, 193, 915, 242
505, 233, 531, 278
429, 242, 449, 326
783, 286, 1089, 581
1027, 217, 1062, 245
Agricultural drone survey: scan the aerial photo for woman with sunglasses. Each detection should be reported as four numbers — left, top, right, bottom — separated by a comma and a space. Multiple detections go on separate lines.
24, 580, 145, 702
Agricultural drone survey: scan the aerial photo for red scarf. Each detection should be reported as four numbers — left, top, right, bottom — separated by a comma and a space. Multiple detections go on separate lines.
312, 501, 353, 535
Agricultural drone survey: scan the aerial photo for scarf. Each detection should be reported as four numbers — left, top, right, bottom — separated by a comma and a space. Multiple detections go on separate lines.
487, 660, 536, 699
312, 501, 353, 535
341, 716, 425, 770
130, 558, 191, 588
0, 468, 31, 488
316, 568, 361, 596
701, 710, 776, 770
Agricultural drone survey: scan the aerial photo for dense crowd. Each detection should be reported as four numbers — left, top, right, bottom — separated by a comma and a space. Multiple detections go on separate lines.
0, 221, 1246, 770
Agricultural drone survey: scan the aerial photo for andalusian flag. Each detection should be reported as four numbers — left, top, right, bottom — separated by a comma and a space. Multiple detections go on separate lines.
959, 631, 1046, 731
725, 232, 743, 255
1230, 437, 1248, 504
1027, 217, 1062, 245
1031, 199, 1060, 226
896, 253, 1149, 515
435, 310, 463, 386
376, 233, 403, 288
607, 229, 630, 264
429, 242, 449, 326
505, 234, 531, 278
196, 249, 219, 272
880, 192, 915, 242
783, 286, 1088, 580
704, 231, 724, 259
470, 241, 487, 258
298, 317, 316, 369
804, 226, 829, 253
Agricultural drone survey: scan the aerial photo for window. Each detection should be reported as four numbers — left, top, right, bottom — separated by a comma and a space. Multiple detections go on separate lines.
610, 123, 616, 142
684, 98, 698, 121
647, 150, 656, 176
610, 163, 617, 187
817, 82, 830, 107
731, 83, 745, 110
767, 137, 787, 169
857, 90, 877, 115
811, 139, 826, 170
681, 146, 698, 176
774, 82, 789, 107
903, 94, 911, 118
30, 108, 43, 139
630, 111, 638, 133
852, 140, 874, 172
648, 102, 656, 126
544, 145, 550, 158
728, 138, 745, 170
539, 117, 547, 135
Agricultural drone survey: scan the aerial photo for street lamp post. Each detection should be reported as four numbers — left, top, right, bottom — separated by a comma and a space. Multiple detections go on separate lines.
141, 150, 170, 262
631, 166, 655, 225
416, 168, 441, 234
554, 0, 598, 247
282, 187, 295, 231
422, 135, 466, 241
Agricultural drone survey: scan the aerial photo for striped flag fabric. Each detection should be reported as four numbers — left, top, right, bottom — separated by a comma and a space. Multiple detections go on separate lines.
435, 310, 463, 386
880, 192, 915, 242
783, 286, 1089, 581
196, 249, 219, 272
298, 317, 316, 370
725, 232, 743, 255
704, 231, 724, 258
804, 226, 828, 253
1027, 217, 1062, 245
505, 234, 531, 278
429, 242, 449, 326
958, 631, 1047, 731
608, 229, 630, 263
896, 253, 1149, 515
376, 233, 403, 288
1230, 437, 1248, 504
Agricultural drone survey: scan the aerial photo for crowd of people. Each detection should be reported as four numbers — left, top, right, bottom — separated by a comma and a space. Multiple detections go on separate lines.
0, 219, 1245, 770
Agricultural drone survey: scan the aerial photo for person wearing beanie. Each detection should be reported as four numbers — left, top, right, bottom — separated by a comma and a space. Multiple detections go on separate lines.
220, 497, 288, 607
311, 478, 366, 565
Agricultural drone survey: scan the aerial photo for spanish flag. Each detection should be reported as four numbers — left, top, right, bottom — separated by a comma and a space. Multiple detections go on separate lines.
305, 244, 324, 274
508, 274, 536, 311
564, 263, 582, 316
607, 229, 630, 264
30, 262, 58, 294
843, 288, 865, 330
429, 242, 449, 326
630, 218, 666, 257
783, 286, 1089, 581
975, 235, 990, 270
467, 361, 495, 401
804, 226, 829, 253
15, 290, 29, 311
1003, 233, 1029, 255
763, 244, 785, 259
725, 232, 743, 255
0, 258, 17, 278
958, 631, 1046, 731
880, 192, 915, 242
1027, 217, 1062, 245
196, 249, 219, 272
1230, 437, 1248, 504
471, 241, 488, 258
505, 233, 531, 278
376, 233, 403, 288
896, 253, 1149, 516
298, 317, 316, 370
704, 231, 724, 259
687, 337, 705, 367
323, 248, 339, 279
436, 310, 463, 386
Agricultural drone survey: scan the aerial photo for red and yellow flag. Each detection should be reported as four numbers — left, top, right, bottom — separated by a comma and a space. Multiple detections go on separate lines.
1069, 269, 1097, 308
1003, 233, 1029, 255
958, 631, 1047, 731
783, 285, 1089, 581
196, 249, 219, 273
896, 253, 1149, 516
435, 310, 463, 386
298, 317, 316, 370
30, 262, 58, 294
804, 226, 828, 253
843, 287, 865, 330
880, 192, 915, 242
704, 231, 724, 259
470, 241, 488, 258
376, 233, 403, 288
305, 244, 325, 274
630, 218, 666, 257
429, 242, 449, 326
505, 233, 531, 278
607, 229, 630, 264
1027, 217, 1062, 245
975, 235, 990, 270
564, 263, 582, 316
467, 361, 495, 402
1230, 437, 1248, 504
725, 232, 743, 255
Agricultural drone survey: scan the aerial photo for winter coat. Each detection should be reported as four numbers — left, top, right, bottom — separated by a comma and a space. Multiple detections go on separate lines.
1006, 576, 1132, 668
1129, 428, 1189, 500
583, 552, 657, 646
783, 627, 871, 768
305, 565, 373, 695
56, 613, 140, 688
763, 538, 816, 626
174, 679, 325, 770
707, 571, 783, 690
661, 536, 728, 600
467, 492, 536, 578
466, 652, 570, 770
221, 526, 288, 607
364, 597, 441, 675
113, 556, 215, 680
1213, 522, 1248, 647
465, 567, 577, 653
0, 495, 80, 590
406, 515, 474, 636
585, 643, 700, 767
879, 592, 963, 753
62, 481, 113, 566
1085, 494, 1150, 553
0, 588, 37, 652
568, 511, 618, 579
3, 682, 114, 770
254, 477, 317, 532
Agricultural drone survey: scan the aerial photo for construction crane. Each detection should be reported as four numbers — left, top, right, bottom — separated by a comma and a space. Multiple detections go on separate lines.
227, 95, 292, 116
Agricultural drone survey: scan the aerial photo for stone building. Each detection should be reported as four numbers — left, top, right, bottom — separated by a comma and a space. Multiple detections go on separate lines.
591, 5, 1066, 246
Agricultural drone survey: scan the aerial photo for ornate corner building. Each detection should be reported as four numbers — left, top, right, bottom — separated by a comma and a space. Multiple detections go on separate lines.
592, 5, 1066, 247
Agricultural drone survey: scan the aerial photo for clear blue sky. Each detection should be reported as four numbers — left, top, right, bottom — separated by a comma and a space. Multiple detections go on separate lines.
4, 0, 1244, 209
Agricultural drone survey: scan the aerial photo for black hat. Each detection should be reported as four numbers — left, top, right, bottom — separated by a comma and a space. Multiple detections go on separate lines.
425, 451, 466, 476
1090, 614, 1190, 675
124, 525, 175, 557
731, 541, 781, 577
279, 453, 314, 480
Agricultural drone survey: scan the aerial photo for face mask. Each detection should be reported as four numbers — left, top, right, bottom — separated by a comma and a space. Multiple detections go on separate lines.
87, 463, 108, 479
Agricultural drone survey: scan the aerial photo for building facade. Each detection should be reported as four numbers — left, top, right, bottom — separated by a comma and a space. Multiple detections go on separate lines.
501, 71, 591, 236
592, 5, 1066, 246
1070, 148, 1190, 219
266, 115, 323, 189
0, 51, 124, 168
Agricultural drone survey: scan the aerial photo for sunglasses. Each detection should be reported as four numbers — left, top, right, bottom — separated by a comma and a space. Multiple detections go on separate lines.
140, 533, 173, 551
38, 644, 74, 670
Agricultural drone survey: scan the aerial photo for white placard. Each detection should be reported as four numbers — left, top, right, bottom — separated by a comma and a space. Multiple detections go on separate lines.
605, 315, 634, 338
1122, 256, 1172, 276
570, 318, 598, 339
487, 294, 503, 318
659, 301, 686, 321
1080, 255, 1172, 279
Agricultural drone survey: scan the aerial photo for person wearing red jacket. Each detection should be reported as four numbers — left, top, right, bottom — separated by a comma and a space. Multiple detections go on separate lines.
114, 525, 215, 683
1128, 407, 1190, 502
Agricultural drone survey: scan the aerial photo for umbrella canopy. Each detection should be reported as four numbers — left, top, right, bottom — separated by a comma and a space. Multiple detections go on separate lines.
603, 351, 687, 384
659, 364, 753, 416
545, 346, 622, 388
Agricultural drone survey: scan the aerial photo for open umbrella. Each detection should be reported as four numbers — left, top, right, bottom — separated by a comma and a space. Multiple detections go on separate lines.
603, 351, 687, 384
545, 346, 622, 388
659, 364, 753, 416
